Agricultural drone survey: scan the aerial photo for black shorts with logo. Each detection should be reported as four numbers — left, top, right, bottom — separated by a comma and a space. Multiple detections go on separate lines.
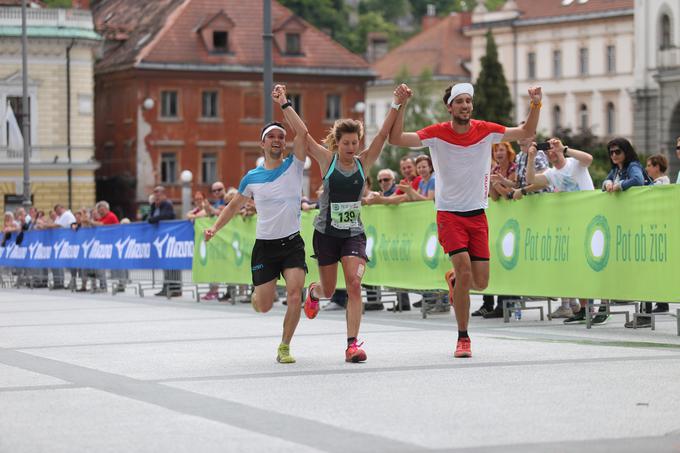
251, 232, 308, 286
312, 230, 368, 266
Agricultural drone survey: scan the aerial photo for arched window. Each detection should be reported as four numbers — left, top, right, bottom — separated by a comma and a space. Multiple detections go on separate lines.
606, 102, 615, 135
660, 14, 673, 50
552, 105, 561, 132
579, 104, 588, 132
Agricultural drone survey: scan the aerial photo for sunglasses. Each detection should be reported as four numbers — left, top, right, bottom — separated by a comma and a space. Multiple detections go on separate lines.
212, 188, 224, 192
378, 178, 393, 183
609, 148, 623, 156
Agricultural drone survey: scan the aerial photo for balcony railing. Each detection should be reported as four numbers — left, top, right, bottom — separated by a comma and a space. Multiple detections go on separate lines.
0, 146, 95, 164
658, 47, 680, 69
0, 8, 93, 30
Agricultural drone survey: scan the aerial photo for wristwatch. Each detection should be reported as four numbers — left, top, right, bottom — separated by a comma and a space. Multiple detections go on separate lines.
563, 146, 568, 157
390, 102, 401, 110
520, 187, 527, 196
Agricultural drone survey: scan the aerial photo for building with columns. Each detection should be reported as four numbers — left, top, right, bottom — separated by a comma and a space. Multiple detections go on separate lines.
466, 0, 634, 140
0, 1, 100, 213
633, 0, 680, 178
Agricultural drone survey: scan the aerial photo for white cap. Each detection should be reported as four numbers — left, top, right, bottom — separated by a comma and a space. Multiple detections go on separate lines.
447, 83, 474, 105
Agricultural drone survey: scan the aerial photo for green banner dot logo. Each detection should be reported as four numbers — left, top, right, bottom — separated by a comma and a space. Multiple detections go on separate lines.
496, 219, 520, 270
232, 232, 244, 266
421, 223, 440, 269
584, 215, 610, 272
198, 237, 208, 266
365, 225, 378, 268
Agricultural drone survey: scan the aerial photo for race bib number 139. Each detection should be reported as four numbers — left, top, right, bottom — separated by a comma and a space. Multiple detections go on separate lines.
330, 201, 361, 230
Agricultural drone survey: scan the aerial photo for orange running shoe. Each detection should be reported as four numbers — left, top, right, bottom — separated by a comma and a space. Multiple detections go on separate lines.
304, 282, 320, 319
445, 269, 456, 305
345, 339, 367, 363
454, 337, 472, 358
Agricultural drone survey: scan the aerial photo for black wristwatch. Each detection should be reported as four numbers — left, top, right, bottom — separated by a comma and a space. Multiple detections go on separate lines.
563, 146, 568, 157
521, 187, 527, 196
281, 100, 292, 110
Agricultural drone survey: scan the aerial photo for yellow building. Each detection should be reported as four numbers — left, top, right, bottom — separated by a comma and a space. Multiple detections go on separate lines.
0, 6, 100, 213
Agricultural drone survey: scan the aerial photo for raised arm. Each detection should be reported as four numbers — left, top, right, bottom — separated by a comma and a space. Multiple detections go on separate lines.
526, 143, 549, 188
272, 84, 306, 162
388, 84, 424, 148
203, 193, 249, 243
550, 138, 593, 167
359, 85, 410, 171
502, 86, 543, 142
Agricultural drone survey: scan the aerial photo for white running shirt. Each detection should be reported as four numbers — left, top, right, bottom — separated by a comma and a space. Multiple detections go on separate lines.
417, 120, 505, 211
543, 157, 594, 192
238, 154, 304, 240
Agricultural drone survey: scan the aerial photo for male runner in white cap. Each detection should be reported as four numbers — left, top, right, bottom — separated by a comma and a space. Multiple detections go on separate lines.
389, 82, 543, 358
204, 91, 307, 364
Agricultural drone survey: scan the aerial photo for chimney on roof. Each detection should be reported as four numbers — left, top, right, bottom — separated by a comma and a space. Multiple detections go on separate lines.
71, 0, 89, 9
422, 4, 440, 31
366, 32, 388, 63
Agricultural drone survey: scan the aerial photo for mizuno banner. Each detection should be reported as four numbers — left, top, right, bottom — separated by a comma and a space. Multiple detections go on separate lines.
0, 220, 194, 270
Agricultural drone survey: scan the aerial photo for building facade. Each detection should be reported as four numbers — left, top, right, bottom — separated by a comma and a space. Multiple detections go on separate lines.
467, 0, 634, 140
93, 0, 373, 218
365, 12, 471, 144
0, 3, 100, 213
633, 0, 680, 177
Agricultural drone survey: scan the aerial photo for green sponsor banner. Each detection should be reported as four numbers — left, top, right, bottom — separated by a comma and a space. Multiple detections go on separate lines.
193, 185, 680, 302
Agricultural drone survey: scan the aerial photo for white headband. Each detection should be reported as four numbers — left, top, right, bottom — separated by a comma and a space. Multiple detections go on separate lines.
447, 83, 474, 105
261, 125, 286, 141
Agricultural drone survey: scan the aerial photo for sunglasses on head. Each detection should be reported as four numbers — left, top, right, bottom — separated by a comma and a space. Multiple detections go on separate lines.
609, 148, 623, 156
378, 178, 392, 183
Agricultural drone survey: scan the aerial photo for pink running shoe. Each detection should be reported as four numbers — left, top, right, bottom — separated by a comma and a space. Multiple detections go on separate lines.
304, 282, 320, 319
345, 339, 367, 363
201, 291, 218, 301
454, 337, 472, 358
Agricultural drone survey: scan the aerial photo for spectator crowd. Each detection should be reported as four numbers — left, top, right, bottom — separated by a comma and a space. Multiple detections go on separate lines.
2, 133, 679, 328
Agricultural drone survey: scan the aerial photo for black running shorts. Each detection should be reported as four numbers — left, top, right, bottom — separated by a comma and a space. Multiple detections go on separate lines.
312, 230, 368, 266
251, 232, 307, 286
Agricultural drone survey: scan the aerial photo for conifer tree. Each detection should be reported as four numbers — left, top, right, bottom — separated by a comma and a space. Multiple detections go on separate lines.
472, 29, 513, 125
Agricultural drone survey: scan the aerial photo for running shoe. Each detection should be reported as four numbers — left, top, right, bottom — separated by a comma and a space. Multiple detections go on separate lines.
276, 343, 296, 364
454, 337, 472, 358
445, 269, 456, 305
591, 312, 610, 326
550, 306, 574, 319
563, 307, 586, 324
201, 291, 218, 301
624, 317, 652, 328
304, 282, 320, 319
345, 339, 367, 363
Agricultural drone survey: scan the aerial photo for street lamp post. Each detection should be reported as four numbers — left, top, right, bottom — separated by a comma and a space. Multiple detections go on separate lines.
180, 170, 193, 217
263, 0, 273, 123
21, 0, 31, 207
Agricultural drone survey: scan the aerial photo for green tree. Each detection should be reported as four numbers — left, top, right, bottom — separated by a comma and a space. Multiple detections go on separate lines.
472, 29, 513, 125
359, 0, 410, 22
279, 0, 352, 49
370, 67, 449, 188
342, 12, 401, 54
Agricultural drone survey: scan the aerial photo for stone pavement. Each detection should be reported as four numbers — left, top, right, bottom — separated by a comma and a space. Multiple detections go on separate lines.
1, 289, 679, 453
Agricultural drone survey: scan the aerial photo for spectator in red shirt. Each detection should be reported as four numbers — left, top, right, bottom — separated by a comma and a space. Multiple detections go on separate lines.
395, 155, 422, 195
91, 201, 121, 292
92, 201, 119, 225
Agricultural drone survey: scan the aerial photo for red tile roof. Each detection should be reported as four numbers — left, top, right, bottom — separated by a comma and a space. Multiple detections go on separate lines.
372, 13, 471, 81
515, 0, 633, 21
93, 0, 369, 75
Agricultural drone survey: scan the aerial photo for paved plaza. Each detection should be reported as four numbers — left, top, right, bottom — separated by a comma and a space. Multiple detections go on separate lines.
1, 289, 679, 453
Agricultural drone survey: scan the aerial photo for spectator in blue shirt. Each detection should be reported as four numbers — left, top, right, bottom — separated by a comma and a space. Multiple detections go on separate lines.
603, 137, 646, 192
